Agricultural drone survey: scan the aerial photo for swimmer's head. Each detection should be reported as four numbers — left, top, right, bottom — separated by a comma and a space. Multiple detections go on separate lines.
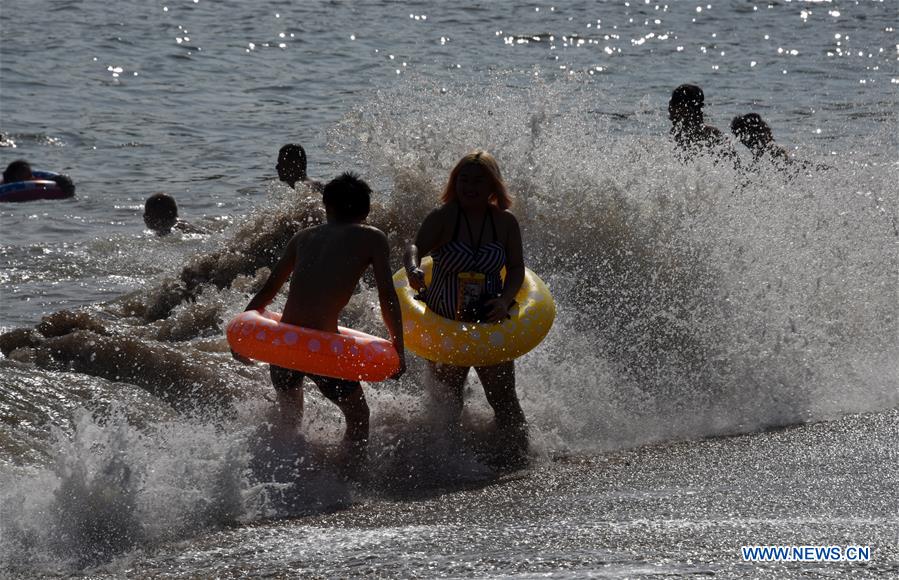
277, 143, 307, 186
441, 149, 512, 210
668, 84, 705, 123
322, 172, 371, 222
144, 192, 179, 235
730, 113, 774, 150
3, 159, 33, 183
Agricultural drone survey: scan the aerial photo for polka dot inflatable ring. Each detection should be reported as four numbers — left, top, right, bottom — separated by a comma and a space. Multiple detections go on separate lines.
226, 310, 400, 381
394, 257, 555, 366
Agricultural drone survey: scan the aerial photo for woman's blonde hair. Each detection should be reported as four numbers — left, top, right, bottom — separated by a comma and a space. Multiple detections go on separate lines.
440, 149, 512, 210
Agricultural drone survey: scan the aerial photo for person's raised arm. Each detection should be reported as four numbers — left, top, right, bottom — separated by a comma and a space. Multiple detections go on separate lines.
485, 213, 525, 323
244, 234, 298, 312
371, 230, 406, 379
403, 208, 445, 291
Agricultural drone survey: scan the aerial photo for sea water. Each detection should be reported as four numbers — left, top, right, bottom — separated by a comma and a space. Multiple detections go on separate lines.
1, 0, 897, 577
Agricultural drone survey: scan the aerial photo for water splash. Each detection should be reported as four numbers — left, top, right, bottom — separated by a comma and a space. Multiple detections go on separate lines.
330, 73, 899, 446
0, 407, 248, 571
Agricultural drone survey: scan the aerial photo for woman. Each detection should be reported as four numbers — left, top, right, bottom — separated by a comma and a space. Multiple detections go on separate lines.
404, 150, 528, 462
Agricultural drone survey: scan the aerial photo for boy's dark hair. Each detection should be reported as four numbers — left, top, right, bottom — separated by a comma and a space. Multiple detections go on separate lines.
730, 113, 765, 135
668, 84, 705, 122
277, 143, 308, 185
670, 84, 704, 109
278, 144, 306, 168
3, 159, 32, 183
322, 172, 371, 222
731, 113, 773, 148
144, 192, 178, 219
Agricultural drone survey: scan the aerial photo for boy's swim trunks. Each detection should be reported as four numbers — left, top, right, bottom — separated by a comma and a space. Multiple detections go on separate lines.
269, 365, 361, 401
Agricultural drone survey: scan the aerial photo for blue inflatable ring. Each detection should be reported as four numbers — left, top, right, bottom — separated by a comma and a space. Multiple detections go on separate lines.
0, 170, 74, 203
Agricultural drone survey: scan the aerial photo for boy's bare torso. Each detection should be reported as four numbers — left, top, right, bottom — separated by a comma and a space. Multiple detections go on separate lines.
280, 223, 380, 331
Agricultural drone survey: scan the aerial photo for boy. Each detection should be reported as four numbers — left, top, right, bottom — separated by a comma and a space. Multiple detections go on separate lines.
730, 113, 791, 166
730, 113, 829, 174
240, 172, 406, 460
143, 192, 206, 235
277, 143, 323, 192
668, 84, 736, 163
2, 160, 33, 183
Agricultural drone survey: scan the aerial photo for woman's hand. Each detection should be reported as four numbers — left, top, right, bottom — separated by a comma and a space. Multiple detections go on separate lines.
406, 267, 426, 292
483, 297, 511, 323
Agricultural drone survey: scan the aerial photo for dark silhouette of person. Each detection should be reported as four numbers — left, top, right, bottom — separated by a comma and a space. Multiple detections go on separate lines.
276, 144, 323, 191
403, 150, 529, 467
143, 192, 206, 236
730, 113, 790, 165
2, 160, 33, 182
668, 84, 735, 162
730, 113, 828, 174
239, 171, 406, 467
2, 159, 75, 195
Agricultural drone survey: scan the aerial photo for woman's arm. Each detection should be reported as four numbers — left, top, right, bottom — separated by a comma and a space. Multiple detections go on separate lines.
500, 213, 525, 304
484, 212, 524, 323
403, 208, 446, 291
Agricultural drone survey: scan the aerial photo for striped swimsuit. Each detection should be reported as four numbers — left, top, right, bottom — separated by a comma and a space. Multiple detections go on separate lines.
424, 205, 506, 320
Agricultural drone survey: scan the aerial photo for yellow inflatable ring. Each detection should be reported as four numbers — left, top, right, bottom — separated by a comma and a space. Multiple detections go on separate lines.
227, 310, 400, 381
393, 257, 555, 366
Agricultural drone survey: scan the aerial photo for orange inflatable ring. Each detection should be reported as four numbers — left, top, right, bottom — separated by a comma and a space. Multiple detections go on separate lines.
226, 309, 400, 381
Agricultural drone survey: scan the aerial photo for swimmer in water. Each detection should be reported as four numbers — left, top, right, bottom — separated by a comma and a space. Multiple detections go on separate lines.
143, 192, 207, 236
730, 113, 828, 173
731, 113, 791, 167
2, 159, 75, 195
668, 84, 737, 163
277, 143, 324, 192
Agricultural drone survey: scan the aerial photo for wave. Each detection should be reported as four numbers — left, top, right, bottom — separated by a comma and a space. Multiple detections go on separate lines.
329, 74, 898, 444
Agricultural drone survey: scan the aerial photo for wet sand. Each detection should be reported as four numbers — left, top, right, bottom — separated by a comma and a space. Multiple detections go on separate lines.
105, 407, 898, 578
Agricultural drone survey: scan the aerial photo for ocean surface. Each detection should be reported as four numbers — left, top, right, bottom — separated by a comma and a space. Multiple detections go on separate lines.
1, 0, 897, 577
